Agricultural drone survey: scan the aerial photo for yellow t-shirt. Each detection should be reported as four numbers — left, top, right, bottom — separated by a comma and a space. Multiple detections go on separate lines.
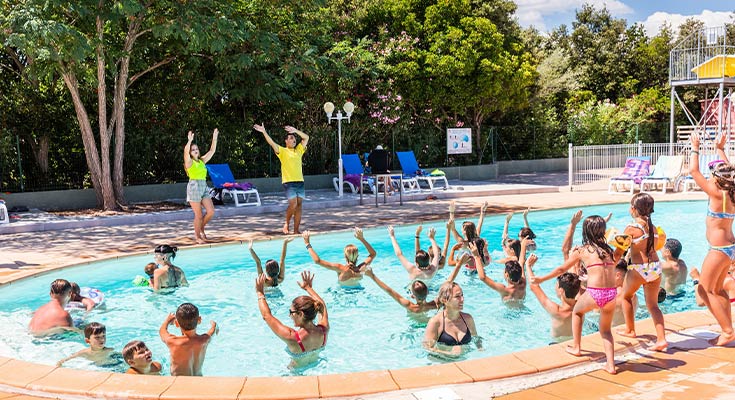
276, 144, 306, 183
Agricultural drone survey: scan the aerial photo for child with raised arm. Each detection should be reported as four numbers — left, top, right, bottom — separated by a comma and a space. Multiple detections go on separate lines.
473, 241, 526, 302
689, 133, 735, 346
525, 254, 581, 340
248, 237, 294, 288
56, 323, 118, 367
303, 228, 376, 287
415, 220, 452, 269
532, 215, 618, 374
159, 303, 218, 376
122, 340, 162, 375
388, 225, 441, 281
502, 208, 537, 252
660, 238, 688, 298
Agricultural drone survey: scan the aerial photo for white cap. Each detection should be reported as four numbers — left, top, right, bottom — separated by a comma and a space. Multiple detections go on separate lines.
375, 145, 384, 150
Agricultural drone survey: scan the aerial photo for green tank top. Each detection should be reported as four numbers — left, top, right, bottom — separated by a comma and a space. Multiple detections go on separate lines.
187, 159, 207, 180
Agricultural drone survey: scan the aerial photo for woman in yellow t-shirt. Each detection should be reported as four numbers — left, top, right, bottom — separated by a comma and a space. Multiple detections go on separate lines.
254, 123, 310, 234
184, 129, 218, 244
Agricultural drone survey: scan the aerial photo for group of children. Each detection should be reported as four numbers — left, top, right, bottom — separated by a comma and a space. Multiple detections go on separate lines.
29, 134, 735, 376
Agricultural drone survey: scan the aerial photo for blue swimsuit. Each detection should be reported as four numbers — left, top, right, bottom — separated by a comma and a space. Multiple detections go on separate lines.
708, 191, 735, 259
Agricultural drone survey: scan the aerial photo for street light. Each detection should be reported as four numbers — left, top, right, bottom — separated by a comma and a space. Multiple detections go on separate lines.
324, 101, 355, 197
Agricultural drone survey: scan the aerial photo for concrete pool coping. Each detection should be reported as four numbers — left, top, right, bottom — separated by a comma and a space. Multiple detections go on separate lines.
0, 309, 729, 399
0, 187, 725, 399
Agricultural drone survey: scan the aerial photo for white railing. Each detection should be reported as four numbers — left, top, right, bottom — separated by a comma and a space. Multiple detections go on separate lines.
568, 142, 734, 190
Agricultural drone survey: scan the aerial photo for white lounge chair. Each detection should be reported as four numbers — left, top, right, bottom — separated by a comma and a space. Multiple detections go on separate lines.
640, 155, 684, 194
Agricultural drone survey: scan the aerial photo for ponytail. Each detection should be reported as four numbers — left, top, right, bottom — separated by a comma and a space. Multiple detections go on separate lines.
645, 215, 655, 256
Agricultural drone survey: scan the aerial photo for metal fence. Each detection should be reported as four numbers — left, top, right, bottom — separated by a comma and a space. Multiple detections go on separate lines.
568, 141, 732, 190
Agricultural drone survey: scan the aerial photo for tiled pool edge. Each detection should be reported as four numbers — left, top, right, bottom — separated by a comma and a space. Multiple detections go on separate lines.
0, 310, 721, 399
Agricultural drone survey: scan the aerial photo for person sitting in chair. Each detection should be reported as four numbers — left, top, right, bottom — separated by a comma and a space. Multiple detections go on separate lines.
367, 145, 393, 194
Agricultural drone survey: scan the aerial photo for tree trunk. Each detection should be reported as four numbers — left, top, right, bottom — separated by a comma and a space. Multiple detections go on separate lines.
112, 60, 129, 205
95, 3, 119, 210
60, 70, 115, 209
473, 111, 484, 164
28, 134, 49, 173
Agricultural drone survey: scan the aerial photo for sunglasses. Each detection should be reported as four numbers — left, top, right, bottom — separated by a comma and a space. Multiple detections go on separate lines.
289, 309, 298, 315
709, 159, 726, 171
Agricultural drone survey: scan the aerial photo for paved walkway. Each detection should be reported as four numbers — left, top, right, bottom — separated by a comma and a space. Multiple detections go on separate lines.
0, 173, 724, 400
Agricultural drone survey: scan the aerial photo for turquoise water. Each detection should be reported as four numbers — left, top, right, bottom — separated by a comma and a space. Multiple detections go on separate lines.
0, 200, 709, 376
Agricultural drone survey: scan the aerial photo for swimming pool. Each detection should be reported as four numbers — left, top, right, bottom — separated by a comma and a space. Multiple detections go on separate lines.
0, 200, 709, 377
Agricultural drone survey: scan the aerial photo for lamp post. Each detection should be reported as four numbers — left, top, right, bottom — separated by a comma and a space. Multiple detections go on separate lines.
324, 101, 355, 197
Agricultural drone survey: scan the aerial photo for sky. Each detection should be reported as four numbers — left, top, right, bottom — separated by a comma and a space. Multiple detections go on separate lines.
514, 1, 735, 36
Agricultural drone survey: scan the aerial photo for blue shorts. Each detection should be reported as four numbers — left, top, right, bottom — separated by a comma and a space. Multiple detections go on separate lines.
283, 181, 305, 199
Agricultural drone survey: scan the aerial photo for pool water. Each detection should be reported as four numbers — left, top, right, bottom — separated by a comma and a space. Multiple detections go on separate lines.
0, 200, 710, 376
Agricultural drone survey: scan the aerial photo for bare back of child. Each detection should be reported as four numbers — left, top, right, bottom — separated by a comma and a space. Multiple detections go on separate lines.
159, 303, 217, 376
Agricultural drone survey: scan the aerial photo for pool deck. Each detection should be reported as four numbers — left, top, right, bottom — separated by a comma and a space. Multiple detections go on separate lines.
2, 174, 732, 400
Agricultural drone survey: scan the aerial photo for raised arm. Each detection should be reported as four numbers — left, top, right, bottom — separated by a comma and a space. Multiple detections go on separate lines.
279, 237, 294, 283
183, 131, 194, 170
440, 219, 453, 268
533, 250, 581, 284
446, 253, 470, 283
715, 132, 730, 163
159, 313, 176, 343
519, 237, 529, 268
449, 202, 463, 243
254, 124, 280, 154
522, 207, 531, 228
690, 134, 721, 197
502, 212, 513, 241
298, 271, 328, 329
562, 210, 582, 261
525, 255, 560, 315
248, 240, 263, 276
476, 201, 488, 235
427, 228, 441, 267
388, 226, 416, 273
364, 267, 415, 311
255, 274, 299, 341
414, 225, 423, 254
471, 242, 508, 295
285, 126, 309, 148
302, 231, 343, 272
200, 128, 219, 162
354, 227, 377, 264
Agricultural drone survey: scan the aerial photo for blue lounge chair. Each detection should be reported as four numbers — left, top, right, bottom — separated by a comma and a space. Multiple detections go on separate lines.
206, 164, 261, 207
395, 150, 448, 191
675, 153, 719, 193
333, 154, 383, 194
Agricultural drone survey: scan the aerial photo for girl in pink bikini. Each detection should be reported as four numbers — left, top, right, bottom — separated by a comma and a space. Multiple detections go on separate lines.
531, 215, 618, 374
255, 271, 329, 368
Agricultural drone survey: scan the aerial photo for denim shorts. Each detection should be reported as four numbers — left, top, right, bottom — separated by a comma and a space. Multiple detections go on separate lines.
283, 181, 305, 199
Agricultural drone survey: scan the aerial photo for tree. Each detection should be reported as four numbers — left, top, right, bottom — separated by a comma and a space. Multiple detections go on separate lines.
1, 0, 245, 209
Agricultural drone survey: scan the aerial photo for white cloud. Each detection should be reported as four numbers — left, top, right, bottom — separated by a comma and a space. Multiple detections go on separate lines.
515, 0, 634, 31
641, 10, 735, 37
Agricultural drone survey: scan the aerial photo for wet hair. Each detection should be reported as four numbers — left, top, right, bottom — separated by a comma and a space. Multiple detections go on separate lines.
504, 260, 523, 283
504, 238, 521, 258
664, 238, 682, 259
84, 322, 106, 339
519, 227, 536, 240
631, 193, 656, 256
50, 279, 71, 296
472, 238, 487, 263
615, 259, 628, 275
122, 340, 148, 363
557, 273, 581, 299
657, 287, 666, 304
712, 162, 735, 203
175, 303, 200, 331
291, 295, 324, 323
427, 247, 446, 265
435, 281, 460, 308
462, 221, 478, 241
344, 244, 359, 270
411, 280, 429, 301
154, 244, 178, 260
264, 260, 280, 286
415, 250, 430, 269
70, 282, 81, 295
581, 215, 614, 260
144, 262, 157, 277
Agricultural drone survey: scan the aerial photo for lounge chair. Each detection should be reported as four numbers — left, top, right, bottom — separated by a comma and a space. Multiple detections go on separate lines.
0, 200, 8, 224
395, 150, 449, 191
206, 164, 261, 207
363, 152, 420, 193
607, 157, 651, 195
675, 153, 719, 193
640, 155, 685, 194
334, 154, 383, 194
